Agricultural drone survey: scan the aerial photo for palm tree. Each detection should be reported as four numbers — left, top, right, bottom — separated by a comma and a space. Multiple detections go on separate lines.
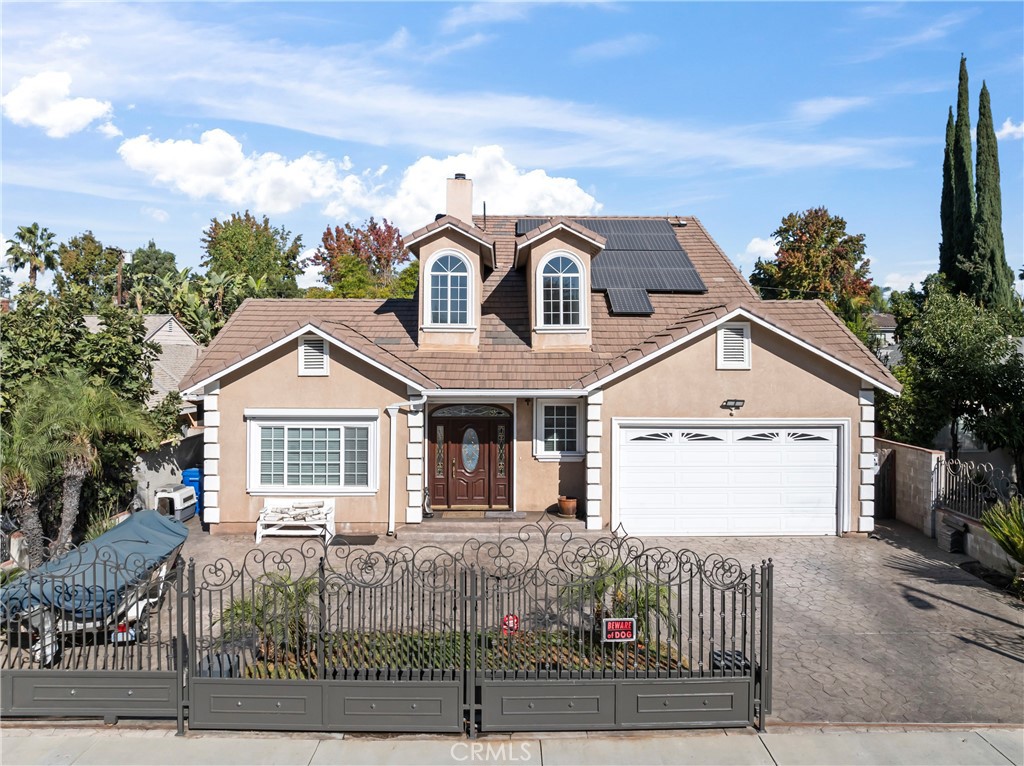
0, 418, 67, 568
6, 223, 58, 289
17, 369, 156, 553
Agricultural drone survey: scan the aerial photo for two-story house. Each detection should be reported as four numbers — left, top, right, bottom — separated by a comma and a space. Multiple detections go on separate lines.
180, 175, 899, 538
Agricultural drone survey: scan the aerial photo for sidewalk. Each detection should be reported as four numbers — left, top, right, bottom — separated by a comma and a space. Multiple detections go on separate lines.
1, 723, 1021, 766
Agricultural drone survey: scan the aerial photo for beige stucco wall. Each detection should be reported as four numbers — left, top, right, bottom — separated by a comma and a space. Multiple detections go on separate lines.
526, 233, 593, 351
416, 232, 485, 351
212, 339, 410, 535
598, 323, 867, 533
513, 398, 587, 512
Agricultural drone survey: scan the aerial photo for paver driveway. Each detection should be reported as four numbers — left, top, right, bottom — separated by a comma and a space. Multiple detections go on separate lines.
182, 517, 1023, 726
644, 520, 1024, 725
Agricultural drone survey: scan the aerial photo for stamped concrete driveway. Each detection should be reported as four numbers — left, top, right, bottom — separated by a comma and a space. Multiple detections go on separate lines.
182, 517, 1023, 726
647, 520, 1024, 725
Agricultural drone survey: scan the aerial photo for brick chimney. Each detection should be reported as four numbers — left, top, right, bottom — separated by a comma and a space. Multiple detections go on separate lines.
446, 173, 473, 223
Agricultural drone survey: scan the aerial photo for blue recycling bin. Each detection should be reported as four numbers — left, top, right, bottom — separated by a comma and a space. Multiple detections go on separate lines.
181, 467, 203, 519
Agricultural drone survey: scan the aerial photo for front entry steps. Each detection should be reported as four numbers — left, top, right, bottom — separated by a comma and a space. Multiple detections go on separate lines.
397, 511, 600, 542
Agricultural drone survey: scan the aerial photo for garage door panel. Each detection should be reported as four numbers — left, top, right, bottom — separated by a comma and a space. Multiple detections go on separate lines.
617, 424, 840, 537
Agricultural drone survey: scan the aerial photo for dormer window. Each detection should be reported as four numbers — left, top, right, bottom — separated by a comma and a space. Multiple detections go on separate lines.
429, 252, 471, 326
538, 253, 584, 328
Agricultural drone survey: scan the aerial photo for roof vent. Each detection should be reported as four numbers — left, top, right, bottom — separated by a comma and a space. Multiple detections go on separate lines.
435, 213, 445, 221
454, 172, 466, 180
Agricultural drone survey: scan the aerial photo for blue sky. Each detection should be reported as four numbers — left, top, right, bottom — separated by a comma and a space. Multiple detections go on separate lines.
2, 2, 1022, 295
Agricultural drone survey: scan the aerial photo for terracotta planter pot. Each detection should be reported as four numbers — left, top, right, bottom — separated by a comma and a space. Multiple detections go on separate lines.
557, 496, 578, 518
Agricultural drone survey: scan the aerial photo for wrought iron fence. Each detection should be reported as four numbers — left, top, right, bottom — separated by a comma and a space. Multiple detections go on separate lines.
934, 458, 1020, 520
2, 520, 774, 734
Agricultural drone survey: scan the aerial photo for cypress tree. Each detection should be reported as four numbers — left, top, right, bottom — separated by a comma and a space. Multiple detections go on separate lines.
971, 82, 1016, 310
938, 107, 956, 277
951, 55, 974, 294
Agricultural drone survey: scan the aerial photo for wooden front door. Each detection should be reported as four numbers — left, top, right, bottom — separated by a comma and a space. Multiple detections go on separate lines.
429, 408, 511, 510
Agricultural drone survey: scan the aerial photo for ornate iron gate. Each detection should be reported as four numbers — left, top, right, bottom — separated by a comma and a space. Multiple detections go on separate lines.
2, 521, 773, 735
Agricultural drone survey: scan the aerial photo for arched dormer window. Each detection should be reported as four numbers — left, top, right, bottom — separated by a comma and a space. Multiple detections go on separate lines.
428, 252, 471, 326
538, 253, 584, 328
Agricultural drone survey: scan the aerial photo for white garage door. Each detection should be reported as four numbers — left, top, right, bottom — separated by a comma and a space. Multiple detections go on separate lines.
616, 425, 840, 536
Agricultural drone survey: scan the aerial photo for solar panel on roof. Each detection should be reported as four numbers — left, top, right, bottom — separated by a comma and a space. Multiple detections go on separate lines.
606, 288, 655, 315
516, 217, 707, 296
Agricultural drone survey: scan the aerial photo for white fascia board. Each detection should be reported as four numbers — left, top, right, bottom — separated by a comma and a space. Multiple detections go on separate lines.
585, 307, 900, 396
182, 324, 427, 397
404, 224, 496, 266
514, 224, 606, 267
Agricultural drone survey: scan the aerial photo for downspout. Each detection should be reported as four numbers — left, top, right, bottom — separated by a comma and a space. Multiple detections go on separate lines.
385, 393, 428, 537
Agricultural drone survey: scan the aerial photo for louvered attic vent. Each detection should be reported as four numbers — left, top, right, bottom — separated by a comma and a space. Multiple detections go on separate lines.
717, 323, 750, 370
299, 336, 329, 376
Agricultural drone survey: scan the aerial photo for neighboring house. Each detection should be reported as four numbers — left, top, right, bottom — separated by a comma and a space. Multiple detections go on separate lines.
868, 312, 900, 367
180, 176, 900, 538
85, 313, 202, 410
86, 313, 205, 507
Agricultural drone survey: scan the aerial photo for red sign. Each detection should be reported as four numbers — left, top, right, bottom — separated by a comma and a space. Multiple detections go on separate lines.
602, 617, 637, 642
501, 614, 520, 636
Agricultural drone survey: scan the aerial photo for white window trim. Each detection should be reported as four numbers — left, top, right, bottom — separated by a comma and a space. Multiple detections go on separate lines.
533, 398, 585, 461
298, 335, 329, 376
717, 322, 751, 370
535, 251, 588, 331
246, 412, 380, 496
423, 249, 476, 330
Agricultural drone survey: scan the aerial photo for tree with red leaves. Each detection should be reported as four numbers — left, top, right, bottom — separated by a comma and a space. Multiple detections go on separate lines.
749, 207, 874, 342
310, 217, 414, 298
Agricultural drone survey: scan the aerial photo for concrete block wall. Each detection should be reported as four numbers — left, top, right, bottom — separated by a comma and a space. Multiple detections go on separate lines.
875, 438, 942, 537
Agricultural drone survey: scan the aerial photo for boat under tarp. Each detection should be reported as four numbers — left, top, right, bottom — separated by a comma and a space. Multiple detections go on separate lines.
0, 509, 188, 623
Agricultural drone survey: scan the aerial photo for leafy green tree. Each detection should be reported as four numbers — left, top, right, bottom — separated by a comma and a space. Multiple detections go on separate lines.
310, 218, 411, 298
749, 207, 873, 342
0, 288, 89, 420
950, 55, 975, 295
968, 348, 1024, 483
0, 272, 13, 297
131, 240, 177, 280
54, 231, 122, 306
201, 211, 302, 298
939, 107, 956, 279
392, 260, 419, 299
877, 284, 1017, 458
17, 369, 156, 553
75, 301, 158, 405
1, 416, 65, 567
968, 82, 1017, 311
5, 223, 58, 289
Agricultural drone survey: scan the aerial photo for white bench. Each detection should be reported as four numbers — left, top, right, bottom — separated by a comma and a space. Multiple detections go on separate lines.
255, 499, 335, 544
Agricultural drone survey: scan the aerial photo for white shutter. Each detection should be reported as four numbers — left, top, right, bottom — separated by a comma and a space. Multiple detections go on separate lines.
717, 323, 751, 369
298, 336, 329, 376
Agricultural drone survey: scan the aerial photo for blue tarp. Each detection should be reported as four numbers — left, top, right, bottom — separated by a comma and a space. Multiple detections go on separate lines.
0, 509, 188, 623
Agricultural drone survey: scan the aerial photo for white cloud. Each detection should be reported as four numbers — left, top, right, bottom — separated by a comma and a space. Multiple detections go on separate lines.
1, 71, 113, 138
883, 269, 931, 292
97, 121, 122, 138
142, 206, 169, 223
996, 118, 1024, 140
297, 247, 323, 290
118, 129, 355, 214
572, 34, 656, 63
348, 146, 603, 232
848, 12, 973, 63
441, 3, 532, 33
732, 237, 777, 276
793, 97, 872, 125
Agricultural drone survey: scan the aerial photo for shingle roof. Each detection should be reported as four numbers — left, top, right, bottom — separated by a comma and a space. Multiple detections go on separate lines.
180, 216, 898, 394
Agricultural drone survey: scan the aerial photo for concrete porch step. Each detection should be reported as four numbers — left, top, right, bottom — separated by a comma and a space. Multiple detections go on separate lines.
393, 513, 605, 543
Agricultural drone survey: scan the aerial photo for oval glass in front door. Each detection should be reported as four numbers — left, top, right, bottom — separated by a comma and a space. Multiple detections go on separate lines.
462, 427, 480, 472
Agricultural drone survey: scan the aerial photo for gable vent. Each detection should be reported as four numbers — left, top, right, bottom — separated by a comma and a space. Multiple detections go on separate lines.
717, 323, 751, 370
299, 336, 329, 376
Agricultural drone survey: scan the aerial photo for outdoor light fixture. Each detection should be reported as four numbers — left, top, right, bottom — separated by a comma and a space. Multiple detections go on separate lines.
722, 399, 745, 412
